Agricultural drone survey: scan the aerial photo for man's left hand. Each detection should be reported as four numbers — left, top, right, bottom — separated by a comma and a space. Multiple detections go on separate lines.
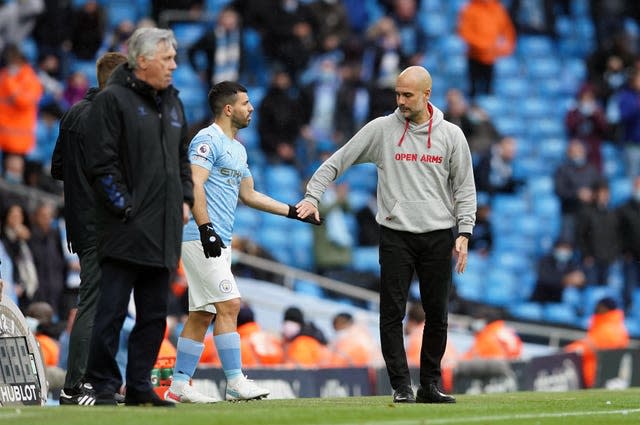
454, 236, 469, 274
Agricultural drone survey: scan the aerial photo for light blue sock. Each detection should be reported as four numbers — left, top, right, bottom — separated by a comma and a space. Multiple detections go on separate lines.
173, 337, 204, 383
214, 332, 242, 380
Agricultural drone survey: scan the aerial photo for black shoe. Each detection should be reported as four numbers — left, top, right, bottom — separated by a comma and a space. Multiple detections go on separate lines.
124, 389, 175, 407
416, 384, 456, 404
114, 392, 125, 404
94, 393, 118, 406
392, 385, 416, 403
59, 383, 97, 406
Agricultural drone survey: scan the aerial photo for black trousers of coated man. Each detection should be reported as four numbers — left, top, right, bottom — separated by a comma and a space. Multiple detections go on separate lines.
379, 226, 454, 390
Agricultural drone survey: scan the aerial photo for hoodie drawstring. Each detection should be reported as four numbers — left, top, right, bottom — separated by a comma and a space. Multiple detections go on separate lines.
397, 103, 434, 149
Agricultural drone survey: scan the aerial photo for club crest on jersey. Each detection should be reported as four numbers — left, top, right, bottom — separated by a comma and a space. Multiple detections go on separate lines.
219, 280, 233, 293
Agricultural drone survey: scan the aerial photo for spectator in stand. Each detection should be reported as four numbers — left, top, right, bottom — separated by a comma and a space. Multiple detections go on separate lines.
25, 301, 61, 366
588, 2, 640, 52
151, 0, 203, 22
474, 136, 521, 195
617, 176, 640, 312
444, 88, 500, 161
458, 0, 517, 98
576, 180, 621, 286
258, 69, 305, 164
1, 203, 38, 312
187, 6, 242, 91
363, 16, 406, 91
28, 202, 66, 318
62, 70, 89, 108
32, 0, 72, 69
565, 297, 629, 388
389, 0, 428, 66
468, 200, 492, 256
70, 0, 106, 61
260, 0, 316, 79
587, 31, 636, 106
237, 303, 284, 367
334, 60, 370, 145
313, 182, 353, 279
103, 20, 135, 56
617, 67, 640, 178
281, 306, 329, 366
565, 83, 610, 171
327, 311, 380, 367
530, 238, 585, 303
307, 0, 350, 55
231, 237, 283, 285
508, 0, 556, 38
463, 310, 522, 360
0, 0, 44, 53
355, 193, 379, 247
554, 139, 601, 243
0, 44, 43, 156
36, 53, 65, 108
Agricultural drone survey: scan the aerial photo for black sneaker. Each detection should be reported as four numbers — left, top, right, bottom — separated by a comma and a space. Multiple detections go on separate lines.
392, 385, 416, 403
59, 383, 97, 406
124, 389, 175, 407
416, 384, 456, 404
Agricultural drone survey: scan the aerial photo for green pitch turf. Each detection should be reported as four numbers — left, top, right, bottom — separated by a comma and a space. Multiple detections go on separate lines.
2, 388, 639, 425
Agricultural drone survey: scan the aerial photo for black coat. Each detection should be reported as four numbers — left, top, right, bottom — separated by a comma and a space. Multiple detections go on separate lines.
618, 199, 640, 260
51, 88, 99, 253
85, 64, 194, 269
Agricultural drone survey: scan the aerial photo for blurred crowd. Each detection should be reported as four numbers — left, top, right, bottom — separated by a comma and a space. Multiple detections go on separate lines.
1, 0, 640, 386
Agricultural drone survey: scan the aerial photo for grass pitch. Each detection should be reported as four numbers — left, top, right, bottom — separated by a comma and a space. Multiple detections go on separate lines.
1, 388, 639, 425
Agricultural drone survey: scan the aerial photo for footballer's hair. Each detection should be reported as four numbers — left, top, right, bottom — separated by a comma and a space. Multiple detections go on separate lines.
96, 52, 127, 89
127, 27, 177, 69
208, 81, 248, 117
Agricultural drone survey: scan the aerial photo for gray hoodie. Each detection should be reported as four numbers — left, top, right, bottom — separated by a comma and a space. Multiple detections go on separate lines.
304, 105, 476, 235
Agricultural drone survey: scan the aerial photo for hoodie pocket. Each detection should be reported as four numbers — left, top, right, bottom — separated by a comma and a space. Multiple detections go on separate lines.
385, 199, 452, 228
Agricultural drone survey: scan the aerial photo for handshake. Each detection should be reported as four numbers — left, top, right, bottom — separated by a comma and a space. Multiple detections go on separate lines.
287, 205, 323, 225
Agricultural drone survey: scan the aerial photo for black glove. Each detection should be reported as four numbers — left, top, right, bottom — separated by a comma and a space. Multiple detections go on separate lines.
287, 205, 323, 225
198, 223, 226, 258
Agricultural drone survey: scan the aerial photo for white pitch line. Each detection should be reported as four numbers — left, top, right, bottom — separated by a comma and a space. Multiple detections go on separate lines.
344, 408, 640, 425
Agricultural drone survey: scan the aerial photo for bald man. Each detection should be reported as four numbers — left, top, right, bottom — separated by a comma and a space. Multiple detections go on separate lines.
295, 66, 476, 403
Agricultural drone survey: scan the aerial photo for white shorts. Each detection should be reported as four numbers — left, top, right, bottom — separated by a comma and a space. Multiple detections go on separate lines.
181, 240, 241, 314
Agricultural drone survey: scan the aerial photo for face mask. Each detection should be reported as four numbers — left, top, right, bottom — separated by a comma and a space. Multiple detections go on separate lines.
554, 249, 572, 263
25, 317, 39, 333
282, 321, 301, 340
578, 101, 596, 116
571, 156, 586, 167
4, 171, 23, 184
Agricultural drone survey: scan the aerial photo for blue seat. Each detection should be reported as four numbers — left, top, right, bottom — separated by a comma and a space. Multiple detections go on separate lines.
483, 269, 520, 305
543, 303, 577, 326
438, 35, 466, 57
171, 22, 207, 47
517, 36, 554, 58
527, 118, 565, 140
233, 206, 260, 238
538, 138, 567, 164
475, 95, 509, 118
422, 12, 448, 37
562, 286, 583, 310
264, 165, 301, 191
491, 250, 532, 275
491, 194, 528, 217
454, 269, 484, 302
582, 286, 621, 317
352, 246, 380, 274
526, 175, 554, 198
347, 189, 372, 212
526, 57, 561, 80
509, 302, 543, 321
72, 60, 99, 87
610, 178, 632, 207
495, 56, 521, 78
444, 54, 467, 78
107, 2, 138, 28
532, 194, 560, 217
21, 37, 38, 65
294, 280, 324, 298
521, 97, 550, 120
493, 115, 525, 138
341, 163, 377, 192
495, 78, 529, 99
624, 318, 640, 338
604, 158, 626, 180
206, 0, 233, 14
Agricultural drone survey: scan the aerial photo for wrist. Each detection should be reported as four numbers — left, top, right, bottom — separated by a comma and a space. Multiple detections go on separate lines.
287, 205, 297, 219
459, 232, 471, 239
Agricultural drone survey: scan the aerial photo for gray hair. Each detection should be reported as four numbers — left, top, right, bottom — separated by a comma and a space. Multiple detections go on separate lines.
126, 27, 177, 69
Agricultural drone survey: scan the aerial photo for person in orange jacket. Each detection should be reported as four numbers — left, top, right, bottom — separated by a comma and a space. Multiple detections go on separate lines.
463, 313, 523, 360
565, 297, 629, 388
327, 312, 381, 367
282, 306, 330, 367
25, 301, 60, 367
458, 0, 516, 98
0, 44, 43, 155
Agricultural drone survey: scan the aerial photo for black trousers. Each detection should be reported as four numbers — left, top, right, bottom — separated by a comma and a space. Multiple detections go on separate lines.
64, 245, 101, 389
379, 226, 453, 390
86, 259, 170, 395
468, 58, 494, 98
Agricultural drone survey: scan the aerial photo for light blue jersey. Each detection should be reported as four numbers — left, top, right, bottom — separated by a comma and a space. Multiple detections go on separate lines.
183, 123, 251, 245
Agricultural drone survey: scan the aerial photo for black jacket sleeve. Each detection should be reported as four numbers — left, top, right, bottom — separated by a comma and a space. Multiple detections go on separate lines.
84, 91, 132, 219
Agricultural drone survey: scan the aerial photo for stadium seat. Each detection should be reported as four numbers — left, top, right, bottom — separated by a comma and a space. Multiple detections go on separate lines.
206, 0, 233, 15
525, 57, 561, 80
624, 318, 640, 338
21, 37, 38, 65
495, 56, 521, 79
508, 302, 544, 322
543, 303, 578, 326
341, 163, 377, 192
610, 178, 632, 207
72, 60, 99, 87
352, 246, 380, 274
603, 158, 626, 180
438, 35, 466, 57
264, 165, 301, 192
526, 175, 554, 198
562, 286, 583, 310
107, 2, 138, 28
483, 269, 519, 305
171, 22, 208, 48
491, 194, 528, 217
294, 280, 324, 298
521, 97, 550, 120
581, 286, 621, 317
532, 194, 560, 217
491, 250, 532, 275
233, 206, 260, 237
421, 12, 448, 38
537, 138, 567, 165
494, 78, 529, 99
517, 36, 554, 58
454, 269, 484, 302
474, 95, 509, 118
444, 54, 467, 78
527, 118, 566, 140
